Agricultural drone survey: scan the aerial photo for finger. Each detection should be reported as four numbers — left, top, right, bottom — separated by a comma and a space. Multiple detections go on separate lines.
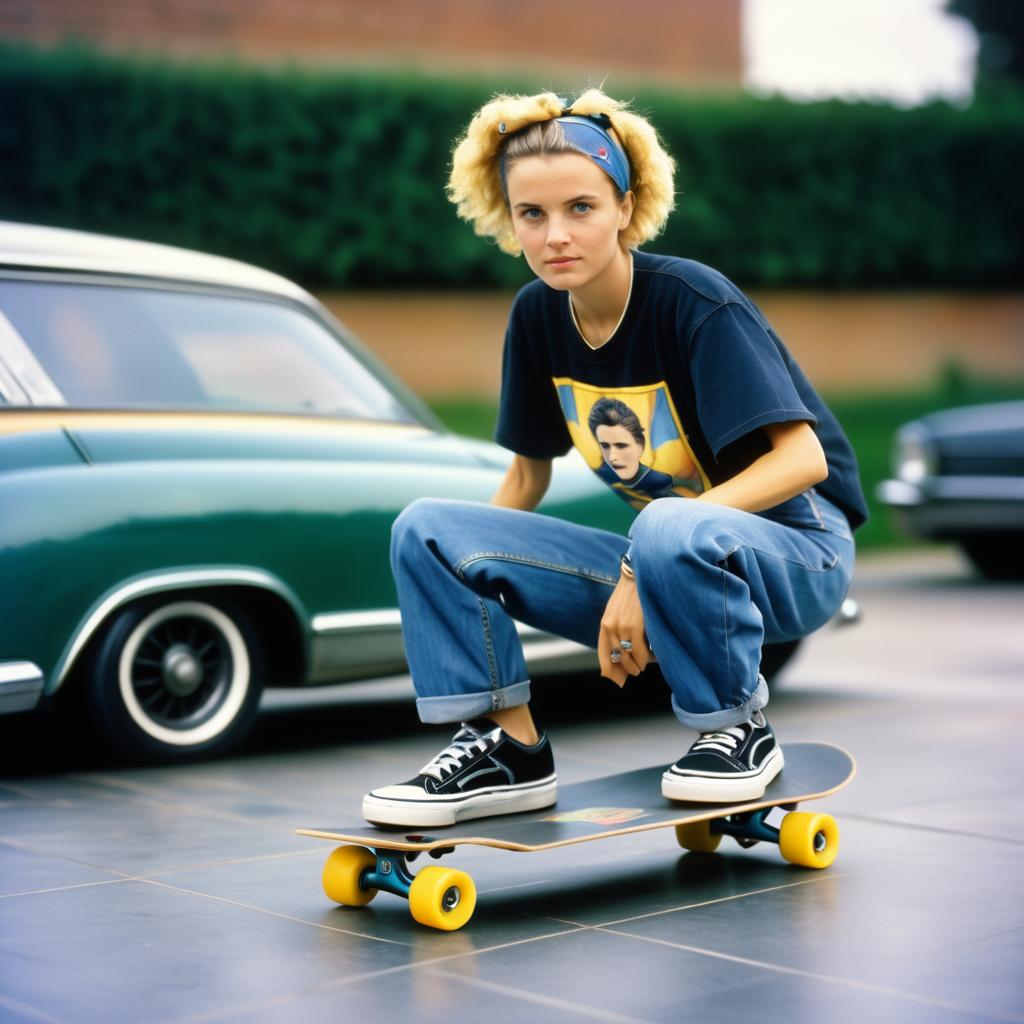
616, 649, 642, 676
604, 663, 628, 687
614, 637, 649, 675
598, 652, 627, 687
598, 643, 630, 684
597, 626, 620, 684
599, 647, 628, 687
629, 637, 652, 672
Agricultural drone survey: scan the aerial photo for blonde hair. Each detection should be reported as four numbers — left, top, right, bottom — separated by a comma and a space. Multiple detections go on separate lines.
447, 88, 676, 256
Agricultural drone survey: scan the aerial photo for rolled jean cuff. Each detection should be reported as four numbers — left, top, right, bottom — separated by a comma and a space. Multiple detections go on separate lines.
415, 680, 533, 725
670, 674, 769, 731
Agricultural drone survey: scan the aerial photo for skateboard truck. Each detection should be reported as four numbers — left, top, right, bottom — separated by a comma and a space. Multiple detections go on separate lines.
712, 808, 782, 849
359, 850, 417, 900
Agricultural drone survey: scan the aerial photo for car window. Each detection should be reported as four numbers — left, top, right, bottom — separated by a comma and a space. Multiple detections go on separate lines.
0, 280, 417, 423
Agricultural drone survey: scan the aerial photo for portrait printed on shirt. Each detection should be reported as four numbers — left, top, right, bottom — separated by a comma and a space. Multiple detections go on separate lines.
552, 378, 709, 510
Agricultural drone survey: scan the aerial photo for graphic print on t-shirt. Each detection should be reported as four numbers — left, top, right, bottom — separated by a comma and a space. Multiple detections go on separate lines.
553, 377, 710, 510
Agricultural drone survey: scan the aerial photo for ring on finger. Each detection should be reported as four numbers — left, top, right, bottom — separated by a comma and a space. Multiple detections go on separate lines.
620, 640, 633, 652
610, 649, 622, 664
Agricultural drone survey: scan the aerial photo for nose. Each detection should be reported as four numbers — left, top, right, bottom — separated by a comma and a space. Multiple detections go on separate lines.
546, 214, 571, 248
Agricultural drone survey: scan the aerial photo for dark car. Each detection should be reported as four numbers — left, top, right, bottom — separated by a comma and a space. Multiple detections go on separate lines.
877, 401, 1024, 579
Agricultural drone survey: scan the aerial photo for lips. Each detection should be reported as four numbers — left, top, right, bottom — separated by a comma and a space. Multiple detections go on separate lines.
546, 257, 579, 266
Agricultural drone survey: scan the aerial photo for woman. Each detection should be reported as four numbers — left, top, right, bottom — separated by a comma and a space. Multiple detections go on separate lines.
362, 89, 866, 828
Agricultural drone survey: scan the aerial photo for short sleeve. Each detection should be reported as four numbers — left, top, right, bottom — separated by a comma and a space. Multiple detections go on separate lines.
689, 302, 816, 456
494, 302, 572, 459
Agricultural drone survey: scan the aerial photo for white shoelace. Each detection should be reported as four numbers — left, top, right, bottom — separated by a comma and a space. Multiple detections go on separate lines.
419, 726, 494, 781
691, 724, 749, 757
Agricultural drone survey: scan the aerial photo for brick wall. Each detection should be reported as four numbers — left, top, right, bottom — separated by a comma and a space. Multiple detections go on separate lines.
0, 0, 742, 87
320, 290, 1024, 399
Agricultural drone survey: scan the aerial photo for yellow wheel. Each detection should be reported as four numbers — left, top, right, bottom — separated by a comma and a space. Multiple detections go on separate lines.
779, 812, 839, 869
322, 845, 377, 906
675, 819, 723, 853
408, 865, 477, 931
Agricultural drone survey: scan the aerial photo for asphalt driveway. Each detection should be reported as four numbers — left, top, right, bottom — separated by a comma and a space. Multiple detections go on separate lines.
1, 548, 1021, 1024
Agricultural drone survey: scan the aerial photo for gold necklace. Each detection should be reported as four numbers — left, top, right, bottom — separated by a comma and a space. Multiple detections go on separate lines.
569, 252, 634, 350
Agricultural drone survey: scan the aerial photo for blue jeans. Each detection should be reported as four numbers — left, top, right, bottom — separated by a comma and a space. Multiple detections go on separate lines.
390, 488, 855, 732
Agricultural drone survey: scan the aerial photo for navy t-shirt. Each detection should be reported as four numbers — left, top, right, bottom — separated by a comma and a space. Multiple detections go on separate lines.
495, 250, 868, 530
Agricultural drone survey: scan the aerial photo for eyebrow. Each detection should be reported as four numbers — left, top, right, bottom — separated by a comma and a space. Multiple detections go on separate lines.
513, 194, 601, 209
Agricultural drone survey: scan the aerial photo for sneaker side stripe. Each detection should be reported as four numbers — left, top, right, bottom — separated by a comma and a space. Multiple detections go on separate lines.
459, 765, 510, 789
748, 734, 775, 766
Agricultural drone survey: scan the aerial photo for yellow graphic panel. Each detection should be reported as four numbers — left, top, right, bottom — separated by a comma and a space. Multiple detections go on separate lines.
553, 378, 709, 509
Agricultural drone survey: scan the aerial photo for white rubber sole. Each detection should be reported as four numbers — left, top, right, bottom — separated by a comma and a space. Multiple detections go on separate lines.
362, 777, 558, 828
661, 747, 785, 803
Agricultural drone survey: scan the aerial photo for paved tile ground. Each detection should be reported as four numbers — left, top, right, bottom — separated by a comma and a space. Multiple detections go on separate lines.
1, 548, 1022, 1024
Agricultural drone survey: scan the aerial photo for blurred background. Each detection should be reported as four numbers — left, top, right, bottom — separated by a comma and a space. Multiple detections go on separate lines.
1, 0, 1021, 550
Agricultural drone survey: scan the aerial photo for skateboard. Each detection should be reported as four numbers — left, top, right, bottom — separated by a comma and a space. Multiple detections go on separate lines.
296, 741, 855, 931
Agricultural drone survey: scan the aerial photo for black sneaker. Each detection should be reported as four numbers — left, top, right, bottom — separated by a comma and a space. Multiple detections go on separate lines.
662, 711, 784, 803
362, 719, 557, 827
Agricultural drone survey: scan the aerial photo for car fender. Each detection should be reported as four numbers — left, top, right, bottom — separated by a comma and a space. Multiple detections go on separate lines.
47, 566, 310, 697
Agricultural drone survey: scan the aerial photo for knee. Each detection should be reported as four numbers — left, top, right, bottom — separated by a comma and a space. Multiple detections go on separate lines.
390, 497, 449, 557
629, 498, 733, 568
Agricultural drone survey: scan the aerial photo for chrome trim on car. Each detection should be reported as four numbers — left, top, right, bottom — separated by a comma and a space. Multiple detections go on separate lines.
312, 609, 547, 639
0, 661, 44, 714
50, 569, 307, 694
877, 479, 924, 507
311, 609, 402, 634
834, 598, 861, 627
307, 609, 590, 685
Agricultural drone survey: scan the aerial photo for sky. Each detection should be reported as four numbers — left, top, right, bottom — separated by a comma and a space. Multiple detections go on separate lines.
743, 0, 979, 107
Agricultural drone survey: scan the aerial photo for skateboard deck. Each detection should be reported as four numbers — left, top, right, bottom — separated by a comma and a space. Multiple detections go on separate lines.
297, 741, 855, 931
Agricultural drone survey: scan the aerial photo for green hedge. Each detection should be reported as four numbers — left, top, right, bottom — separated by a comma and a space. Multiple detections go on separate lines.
3, 43, 1023, 289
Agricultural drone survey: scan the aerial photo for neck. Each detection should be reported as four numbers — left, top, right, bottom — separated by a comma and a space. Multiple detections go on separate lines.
569, 247, 633, 349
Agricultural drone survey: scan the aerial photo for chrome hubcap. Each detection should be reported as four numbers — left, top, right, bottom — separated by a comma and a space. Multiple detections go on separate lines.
162, 645, 203, 697
129, 612, 232, 729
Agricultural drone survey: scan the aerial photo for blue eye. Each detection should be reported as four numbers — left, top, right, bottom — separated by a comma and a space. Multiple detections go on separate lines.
521, 208, 543, 220
573, 202, 592, 214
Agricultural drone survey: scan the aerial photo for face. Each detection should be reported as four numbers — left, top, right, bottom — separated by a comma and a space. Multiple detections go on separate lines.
505, 153, 635, 292
595, 423, 644, 479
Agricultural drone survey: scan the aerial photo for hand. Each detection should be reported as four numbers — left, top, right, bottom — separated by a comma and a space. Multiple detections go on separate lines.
598, 575, 652, 687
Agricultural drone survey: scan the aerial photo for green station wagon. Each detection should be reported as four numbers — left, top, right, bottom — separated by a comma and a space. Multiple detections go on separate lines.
0, 222, 635, 760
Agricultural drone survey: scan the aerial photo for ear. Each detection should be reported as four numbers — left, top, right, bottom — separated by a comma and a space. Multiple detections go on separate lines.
618, 190, 636, 231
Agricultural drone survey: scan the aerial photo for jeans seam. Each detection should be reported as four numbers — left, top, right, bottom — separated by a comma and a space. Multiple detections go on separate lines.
803, 488, 826, 528
721, 561, 732, 705
454, 551, 618, 585
477, 597, 501, 697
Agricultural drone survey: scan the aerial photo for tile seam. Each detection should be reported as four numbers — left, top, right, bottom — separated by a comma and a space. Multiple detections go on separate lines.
137, 877, 411, 947
596, 926, 1024, 1024
840, 811, 1024, 847
424, 967, 653, 1024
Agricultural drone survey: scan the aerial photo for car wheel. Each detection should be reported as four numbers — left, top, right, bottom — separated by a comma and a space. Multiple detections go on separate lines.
760, 639, 801, 682
87, 596, 264, 761
960, 533, 1024, 581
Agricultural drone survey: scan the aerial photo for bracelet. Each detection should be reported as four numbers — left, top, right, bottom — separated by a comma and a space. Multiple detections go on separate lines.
620, 553, 635, 580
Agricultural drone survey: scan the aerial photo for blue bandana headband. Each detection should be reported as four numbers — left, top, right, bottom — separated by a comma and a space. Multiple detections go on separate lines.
498, 112, 632, 197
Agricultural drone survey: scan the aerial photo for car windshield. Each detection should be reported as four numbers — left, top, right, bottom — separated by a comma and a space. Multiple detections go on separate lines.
0, 279, 417, 423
